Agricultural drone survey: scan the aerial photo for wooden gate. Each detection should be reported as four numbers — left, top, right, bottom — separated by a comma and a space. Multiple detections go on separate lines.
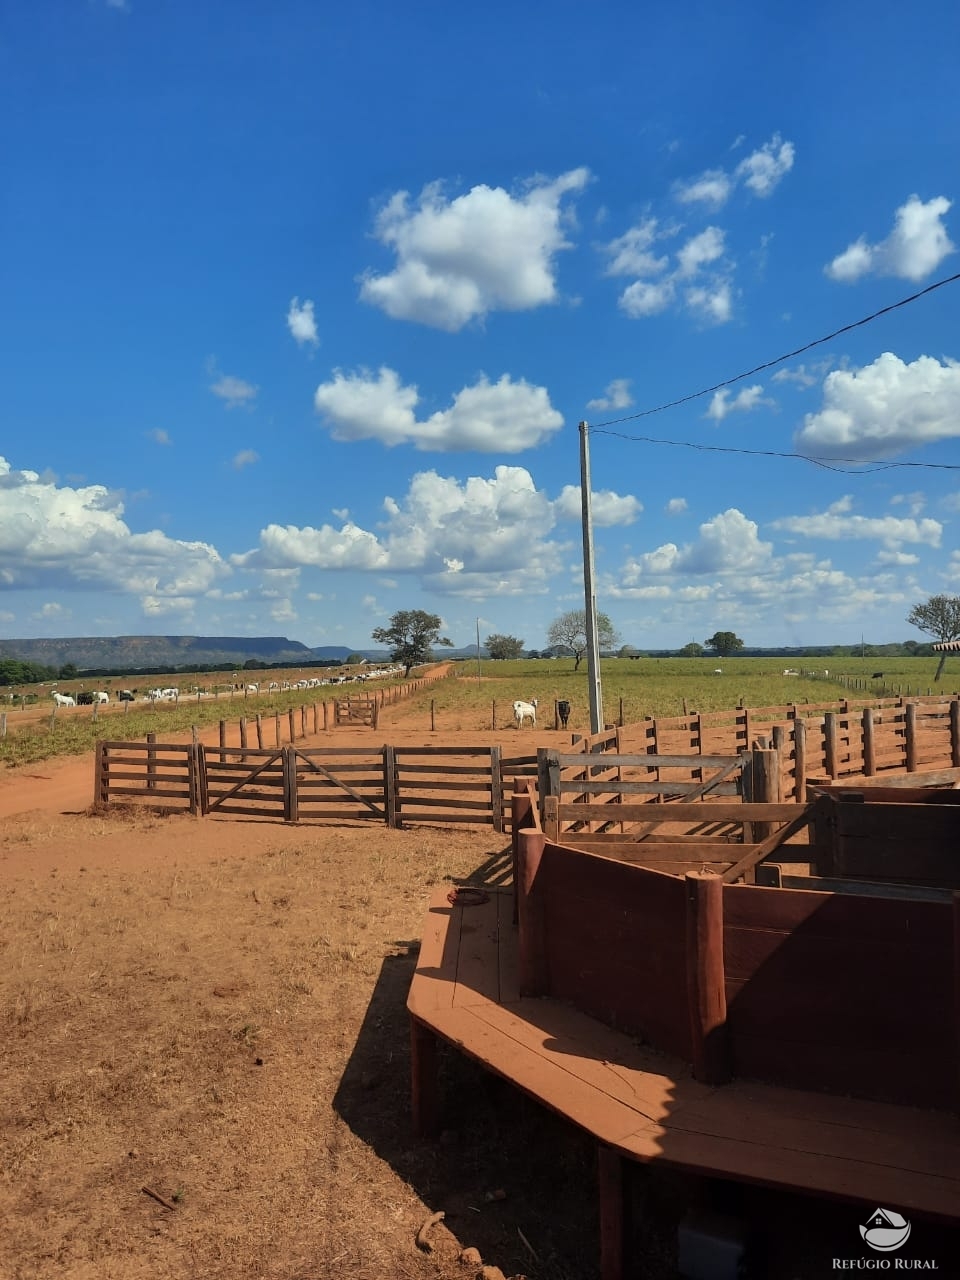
333, 694, 379, 728
200, 747, 288, 819
290, 747, 387, 822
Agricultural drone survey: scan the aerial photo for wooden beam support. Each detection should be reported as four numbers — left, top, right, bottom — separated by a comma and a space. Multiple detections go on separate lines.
685, 872, 730, 1085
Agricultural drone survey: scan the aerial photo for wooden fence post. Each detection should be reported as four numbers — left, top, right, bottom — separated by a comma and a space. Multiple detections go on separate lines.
188, 742, 199, 816
283, 745, 298, 822
312, 703, 318, 734
95, 741, 107, 806
862, 706, 876, 776
906, 702, 918, 772
951, 700, 960, 769
384, 745, 398, 828
301, 704, 307, 738
0, 712, 5, 740
147, 731, 157, 792
288, 708, 296, 743
275, 711, 281, 748
517, 830, 548, 996
430, 699, 435, 732
492, 699, 496, 730
824, 711, 839, 779
793, 716, 807, 803
490, 745, 503, 833
219, 720, 227, 755
323, 701, 329, 731
685, 872, 730, 1085
240, 717, 248, 749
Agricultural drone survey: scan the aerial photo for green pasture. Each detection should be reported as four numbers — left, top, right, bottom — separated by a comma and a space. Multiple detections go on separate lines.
420, 656, 960, 731
2, 655, 958, 766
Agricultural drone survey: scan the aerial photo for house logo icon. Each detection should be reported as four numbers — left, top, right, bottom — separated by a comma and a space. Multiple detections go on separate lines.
860, 1208, 912, 1252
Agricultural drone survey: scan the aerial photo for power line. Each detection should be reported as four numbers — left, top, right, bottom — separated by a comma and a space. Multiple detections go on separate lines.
591, 270, 960, 429
586, 432, 960, 473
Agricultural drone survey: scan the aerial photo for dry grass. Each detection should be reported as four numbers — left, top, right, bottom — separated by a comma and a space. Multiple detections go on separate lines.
1, 806, 619, 1280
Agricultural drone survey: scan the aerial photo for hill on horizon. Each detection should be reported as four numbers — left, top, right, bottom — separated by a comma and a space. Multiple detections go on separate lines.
0, 634, 370, 671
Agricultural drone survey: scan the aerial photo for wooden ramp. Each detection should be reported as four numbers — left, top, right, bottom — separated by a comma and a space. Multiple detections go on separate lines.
408, 885, 960, 1279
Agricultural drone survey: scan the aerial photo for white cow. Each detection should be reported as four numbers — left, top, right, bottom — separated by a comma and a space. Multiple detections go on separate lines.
94, 691, 110, 704
52, 692, 75, 707
513, 698, 538, 728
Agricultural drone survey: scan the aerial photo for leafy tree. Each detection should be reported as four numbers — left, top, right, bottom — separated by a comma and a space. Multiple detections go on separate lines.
546, 609, 619, 672
679, 642, 705, 657
705, 631, 744, 657
908, 594, 960, 680
59, 662, 78, 679
907, 595, 960, 643
372, 610, 453, 675
485, 633, 525, 660
618, 645, 639, 658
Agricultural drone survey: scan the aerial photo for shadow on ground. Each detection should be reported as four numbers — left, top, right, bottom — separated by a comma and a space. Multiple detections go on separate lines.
333, 844, 960, 1279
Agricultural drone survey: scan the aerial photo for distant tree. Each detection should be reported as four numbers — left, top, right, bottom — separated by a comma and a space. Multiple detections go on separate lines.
705, 631, 744, 658
908, 594, 960, 680
908, 595, 960, 643
371, 610, 453, 676
485, 633, 525, 660
547, 609, 619, 672
679, 642, 705, 657
243, 658, 268, 670
59, 663, 78, 679
344, 653, 366, 665
618, 645, 639, 658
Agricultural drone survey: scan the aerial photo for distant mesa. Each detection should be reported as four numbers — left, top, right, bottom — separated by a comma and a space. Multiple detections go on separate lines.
0, 635, 383, 672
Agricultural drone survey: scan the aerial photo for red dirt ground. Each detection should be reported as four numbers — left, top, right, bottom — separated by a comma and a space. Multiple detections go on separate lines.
3, 702, 953, 1279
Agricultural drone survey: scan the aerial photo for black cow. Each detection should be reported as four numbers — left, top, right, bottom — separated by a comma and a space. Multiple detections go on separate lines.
871, 672, 884, 679
557, 699, 571, 728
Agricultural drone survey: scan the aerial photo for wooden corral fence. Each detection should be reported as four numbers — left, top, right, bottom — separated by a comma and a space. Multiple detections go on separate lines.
635, 695, 960, 800
513, 818, 959, 1109
95, 741, 538, 830
95, 738, 200, 813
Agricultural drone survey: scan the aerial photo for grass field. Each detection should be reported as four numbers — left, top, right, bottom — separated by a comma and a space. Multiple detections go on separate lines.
434, 655, 958, 729
3, 655, 958, 767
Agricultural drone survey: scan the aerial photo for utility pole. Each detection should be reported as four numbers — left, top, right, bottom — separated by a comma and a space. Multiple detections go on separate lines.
580, 421, 603, 734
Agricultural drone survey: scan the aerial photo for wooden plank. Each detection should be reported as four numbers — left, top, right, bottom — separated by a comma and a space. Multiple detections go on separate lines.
406, 889, 461, 1016
497, 889, 520, 1004
395, 778, 493, 792
726, 1030, 954, 1108
722, 881, 952, 938
552, 752, 741, 769
395, 762, 493, 775
557, 802, 801, 824
557, 779, 741, 797
394, 745, 492, 756
452, 891, 501, 1006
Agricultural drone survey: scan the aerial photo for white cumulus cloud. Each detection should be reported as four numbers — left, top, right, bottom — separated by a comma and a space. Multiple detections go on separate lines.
794, 352, 960, 459
605, 221, 733, 325
358, 168, 590, 331
772, 505, 941, 548
734, 133, 795, 197
233, 450, 259, 469
234, 466, 568, 597
705, 384, 772, 421
586, 378, 633, 412
673, 133, 795, 209
210, 372, 258, 409
0, 458, 228, 606
553, 485, 642, 526
313, 367, 563, 452
825, 195, 954, 283
287, 297, 319, 347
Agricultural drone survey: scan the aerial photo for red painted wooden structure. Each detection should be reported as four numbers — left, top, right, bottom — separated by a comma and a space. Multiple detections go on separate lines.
407, 781, 960, 1278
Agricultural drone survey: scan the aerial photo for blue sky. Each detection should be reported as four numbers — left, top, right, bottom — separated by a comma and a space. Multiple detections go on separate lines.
2, 0, 959, 652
